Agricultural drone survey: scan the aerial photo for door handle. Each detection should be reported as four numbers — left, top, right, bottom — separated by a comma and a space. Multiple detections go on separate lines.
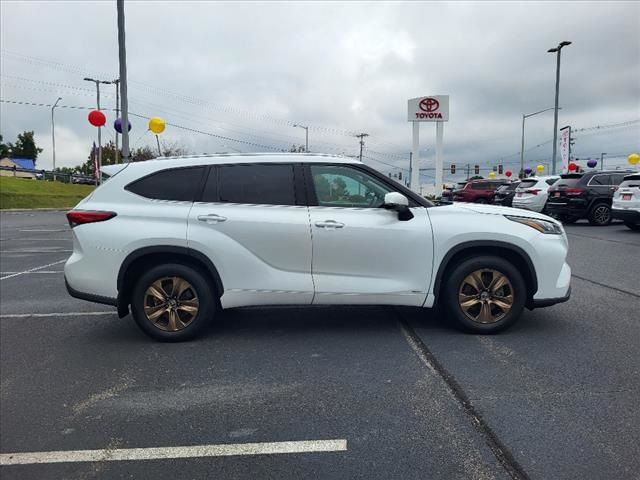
315, 220, 345, 229
197, 214, 227, 224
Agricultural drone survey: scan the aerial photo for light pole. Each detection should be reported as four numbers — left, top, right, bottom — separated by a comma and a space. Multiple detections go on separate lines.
548, 40, 572, 174
293, 124, 309, 152
520, 107, 559, 178
117, 0, 131, 163
51, 97, 62, 182
84, 77, 111, 183
600, 152, 607, 171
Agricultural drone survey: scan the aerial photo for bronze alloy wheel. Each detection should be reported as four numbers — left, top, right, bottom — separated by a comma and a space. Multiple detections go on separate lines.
143, 276, 200, 332
458, 269, 514, 324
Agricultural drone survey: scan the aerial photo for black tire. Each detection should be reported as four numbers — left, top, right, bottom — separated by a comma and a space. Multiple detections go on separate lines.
443, 256, 526, 334
130, 263, 216, 341
587, 203, 611, 226
625, 222, 640, 231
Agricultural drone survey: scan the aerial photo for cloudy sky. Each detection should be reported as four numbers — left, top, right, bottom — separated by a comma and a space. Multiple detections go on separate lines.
1, 1, 639, 182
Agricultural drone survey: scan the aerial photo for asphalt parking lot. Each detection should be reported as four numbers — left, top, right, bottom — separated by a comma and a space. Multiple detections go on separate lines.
1, 210, 639, 479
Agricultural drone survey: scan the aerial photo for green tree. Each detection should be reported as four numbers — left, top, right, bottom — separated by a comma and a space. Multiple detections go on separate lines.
10, 131, 43, 163
0, 135, 11, 158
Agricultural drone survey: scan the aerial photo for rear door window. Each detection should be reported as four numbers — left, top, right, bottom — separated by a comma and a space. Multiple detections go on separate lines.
611, 173, 629, 186
589, 175, 612, 186
214, 164, 296, 206
126, 166, 205, 201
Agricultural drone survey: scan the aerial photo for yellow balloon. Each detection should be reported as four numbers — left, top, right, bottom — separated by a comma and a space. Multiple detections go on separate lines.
488, 171, 496, 178
628, 153, 640, 165
148, 117, 166, 134
536, 164, 545, 173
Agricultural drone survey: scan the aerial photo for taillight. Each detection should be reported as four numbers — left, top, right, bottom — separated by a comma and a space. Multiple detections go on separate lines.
66, 210, 117, 228
565, 188, 585, 196
524, 189, 541, 195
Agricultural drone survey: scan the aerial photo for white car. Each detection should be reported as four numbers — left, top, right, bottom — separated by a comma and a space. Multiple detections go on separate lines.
612, 173, 640, 230
65, 154, 571, 341
512, 175, 560, 213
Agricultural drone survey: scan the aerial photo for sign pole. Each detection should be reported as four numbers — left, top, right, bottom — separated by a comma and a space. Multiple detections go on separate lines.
411, 122, 420, 193
435, 122, 444, 194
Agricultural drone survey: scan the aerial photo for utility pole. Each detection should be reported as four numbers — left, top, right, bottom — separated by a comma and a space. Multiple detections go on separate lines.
84, 77, 111, 183
548, 40, 572, 174
355, 133, 369, 162
117, 0, 131, 162
112, 79, 120, 163
600, 152, 607, 171
466, 163, 470, 180
51, 97, 62, 182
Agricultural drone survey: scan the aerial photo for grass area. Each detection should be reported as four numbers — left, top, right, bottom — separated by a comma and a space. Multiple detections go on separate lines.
0, 176, 95, 209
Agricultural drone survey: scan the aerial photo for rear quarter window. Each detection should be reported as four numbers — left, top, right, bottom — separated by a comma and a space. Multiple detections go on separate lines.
126, 166, 205, 201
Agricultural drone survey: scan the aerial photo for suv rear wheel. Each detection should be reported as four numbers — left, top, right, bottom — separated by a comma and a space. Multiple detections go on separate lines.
588, 203, 612, 226
130, 263, 216, 341
443, 256, 526, 333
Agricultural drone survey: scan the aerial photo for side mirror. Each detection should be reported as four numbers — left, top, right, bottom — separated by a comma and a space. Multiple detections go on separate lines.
383, 192, 414, 221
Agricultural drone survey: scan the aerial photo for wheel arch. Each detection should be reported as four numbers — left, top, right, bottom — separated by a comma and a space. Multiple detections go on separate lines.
116, 246, 224, 317
432, 241, 538, 308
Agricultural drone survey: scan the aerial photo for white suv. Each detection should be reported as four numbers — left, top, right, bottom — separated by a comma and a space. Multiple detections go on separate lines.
512, 175, 560, 213
65, 154, 571, 341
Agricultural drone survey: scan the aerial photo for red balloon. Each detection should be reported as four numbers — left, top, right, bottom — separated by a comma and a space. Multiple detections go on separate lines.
505, 170, 512, 177
568, 162, 577, 171
88, 110, 106, 127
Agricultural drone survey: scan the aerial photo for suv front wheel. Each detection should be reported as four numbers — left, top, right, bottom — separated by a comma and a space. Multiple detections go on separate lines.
130, 263, 216, 341
443, 256, 526, 333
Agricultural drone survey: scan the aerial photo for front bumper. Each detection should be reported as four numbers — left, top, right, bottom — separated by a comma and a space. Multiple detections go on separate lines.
612, 208, 640, 223
529, 286, 571, 309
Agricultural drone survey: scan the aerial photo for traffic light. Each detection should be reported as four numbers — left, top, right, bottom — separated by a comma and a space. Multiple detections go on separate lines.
498, 164, 503, 174
474, 165, 480, 174
398, 172, 402, 181
492, 165, 498, 172
450, 164, 456, 174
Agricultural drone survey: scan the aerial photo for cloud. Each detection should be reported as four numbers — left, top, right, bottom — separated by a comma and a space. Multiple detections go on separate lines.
1, 0, 638, 179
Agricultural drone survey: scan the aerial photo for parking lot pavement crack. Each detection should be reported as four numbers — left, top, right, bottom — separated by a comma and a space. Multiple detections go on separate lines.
395, 310, 530, 480
572, 274, 640, 298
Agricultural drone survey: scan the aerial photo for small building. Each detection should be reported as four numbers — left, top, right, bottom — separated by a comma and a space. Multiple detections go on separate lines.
0, 157, 37, 179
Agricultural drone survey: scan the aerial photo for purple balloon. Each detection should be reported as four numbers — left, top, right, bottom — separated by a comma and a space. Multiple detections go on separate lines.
524, 167, 532, 174
587, 159, 597, 168
114, 117, 131, 133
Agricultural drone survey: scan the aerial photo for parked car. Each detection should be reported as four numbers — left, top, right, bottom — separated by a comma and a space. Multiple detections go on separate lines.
612, 173, 640, 230
452, 179, 506, 203
65, 154, 571, 341
441, 181, 467, 201
546, 170, 634, 225
72, 175, 95, 185
511, 176, 559, 213
493, 181, 521, 207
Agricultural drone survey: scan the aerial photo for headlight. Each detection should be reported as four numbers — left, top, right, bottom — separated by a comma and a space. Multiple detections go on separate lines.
505, 215, 563, 234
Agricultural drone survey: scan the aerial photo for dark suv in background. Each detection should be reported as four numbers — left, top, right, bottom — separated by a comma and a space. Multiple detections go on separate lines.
493, 181, 520, 207
453, 179, 506, 203
546, 170, 633, 225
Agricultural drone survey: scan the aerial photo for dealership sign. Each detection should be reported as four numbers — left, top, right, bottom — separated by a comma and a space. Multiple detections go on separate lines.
560, 126, 571, 171
408, 95, 449, 122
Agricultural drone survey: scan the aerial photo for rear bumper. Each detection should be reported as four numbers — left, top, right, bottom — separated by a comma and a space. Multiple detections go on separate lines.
545, 200, 588, 218
65, 277, 117, 306
612, 208, 640, 223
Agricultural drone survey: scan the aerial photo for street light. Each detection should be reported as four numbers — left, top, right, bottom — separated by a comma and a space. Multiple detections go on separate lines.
51, 97, 62, 181
520, 107, 560, 177
547, 40, 572, 175
293, 124, 309, 152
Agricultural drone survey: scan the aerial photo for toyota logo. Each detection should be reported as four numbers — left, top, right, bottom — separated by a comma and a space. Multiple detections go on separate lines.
419, 98, 440, 112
